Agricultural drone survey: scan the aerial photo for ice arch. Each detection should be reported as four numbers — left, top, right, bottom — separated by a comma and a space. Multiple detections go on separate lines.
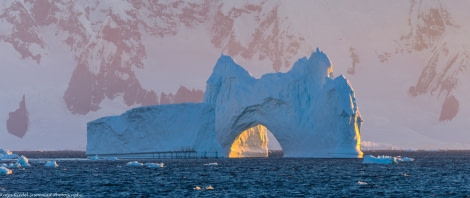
204, 49, 363, 158
229, 124, 270, 158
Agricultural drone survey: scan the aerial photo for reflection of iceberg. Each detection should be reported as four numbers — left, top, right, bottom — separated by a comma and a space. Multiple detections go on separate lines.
362, 155, 414, 164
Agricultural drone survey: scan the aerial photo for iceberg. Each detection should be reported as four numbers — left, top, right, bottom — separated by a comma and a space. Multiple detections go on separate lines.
87, 49, 363, 158
0, 148, 19, 159
17, 155, 31, 167
44, 161, 58, 168
0, 167, 12, 175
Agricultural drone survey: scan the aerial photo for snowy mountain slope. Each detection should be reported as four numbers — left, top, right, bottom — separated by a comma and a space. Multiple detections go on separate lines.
1, 0, 469, 150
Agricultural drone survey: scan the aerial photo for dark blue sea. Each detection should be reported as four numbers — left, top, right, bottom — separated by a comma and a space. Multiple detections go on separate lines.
1, 151, 470, 197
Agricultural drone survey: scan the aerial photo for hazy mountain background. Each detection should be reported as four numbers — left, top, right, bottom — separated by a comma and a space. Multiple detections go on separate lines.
1, 0, 469, 150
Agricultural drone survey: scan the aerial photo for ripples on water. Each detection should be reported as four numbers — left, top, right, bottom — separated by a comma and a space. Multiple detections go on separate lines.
1, 151, 470, 197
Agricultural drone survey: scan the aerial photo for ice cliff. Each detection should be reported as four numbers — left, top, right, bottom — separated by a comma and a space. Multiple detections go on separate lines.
87, 103, 222, 157
87, 49, 363, 158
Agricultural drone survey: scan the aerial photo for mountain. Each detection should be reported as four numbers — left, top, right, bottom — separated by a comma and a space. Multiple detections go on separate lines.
1, 0, 469, 150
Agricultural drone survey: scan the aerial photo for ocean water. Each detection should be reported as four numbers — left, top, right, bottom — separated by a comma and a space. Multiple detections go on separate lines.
1, 151, 470, 197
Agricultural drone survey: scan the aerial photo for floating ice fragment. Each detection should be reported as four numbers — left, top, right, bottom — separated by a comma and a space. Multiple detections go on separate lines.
126, 161, 143, 167
362, 155, 414, 164
395, 156, 414, 162
44, 161, 58, 168
204, 162, 218, 166
144, 162, 164, 168
357, 181, 367, 185
0, 148, 18, 159
89, 155, 100, 160
194, 186, 202, 190
17, 155, 31, 167
104, 157, 119, 161
0, 167, 12, 175
8, 163, 21, 168
362, 155, 394, 164
205, 185, 214, 190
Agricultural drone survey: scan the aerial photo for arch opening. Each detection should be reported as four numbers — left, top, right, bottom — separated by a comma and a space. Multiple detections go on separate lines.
228, 124, 283, 158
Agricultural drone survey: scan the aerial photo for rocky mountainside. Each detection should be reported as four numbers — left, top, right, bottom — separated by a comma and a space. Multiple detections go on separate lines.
0, 0, 469, 150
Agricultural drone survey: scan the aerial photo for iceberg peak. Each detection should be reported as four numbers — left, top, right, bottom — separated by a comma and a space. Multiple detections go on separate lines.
208, 54, 253, 83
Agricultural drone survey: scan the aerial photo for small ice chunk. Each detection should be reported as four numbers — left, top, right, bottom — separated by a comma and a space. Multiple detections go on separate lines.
144, 162, 164, 168
362, 155, 414, 164
8, 163, 21, 168
0, 149, 19, 159
362, 155, 394, 164
204, 162, 218, 166
104, 157, 119, 161
0, 167, 13, 175
44, 161, 59, 168
89, 155, 100, 160
193, 186, 202, 190
395, 156, 414, 162
17, 155, 31, 167
126, 161, 143, 167
205, 185, 214, 190
357, 181, 367, 185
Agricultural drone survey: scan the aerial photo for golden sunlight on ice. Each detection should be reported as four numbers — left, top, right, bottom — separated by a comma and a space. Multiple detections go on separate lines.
229, 125, 269, 158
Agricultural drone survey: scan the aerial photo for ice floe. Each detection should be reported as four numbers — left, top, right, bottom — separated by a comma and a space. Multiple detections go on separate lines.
362, 155, 414, 164
204, 162, 218, 166
44, 161, 59, 168
144, 162, 164, 168
0, 167, 13, 175
0, 148, 18, 159
126, 161, 143, 167
17, 155, 31, 167
357, 181, 368, 185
